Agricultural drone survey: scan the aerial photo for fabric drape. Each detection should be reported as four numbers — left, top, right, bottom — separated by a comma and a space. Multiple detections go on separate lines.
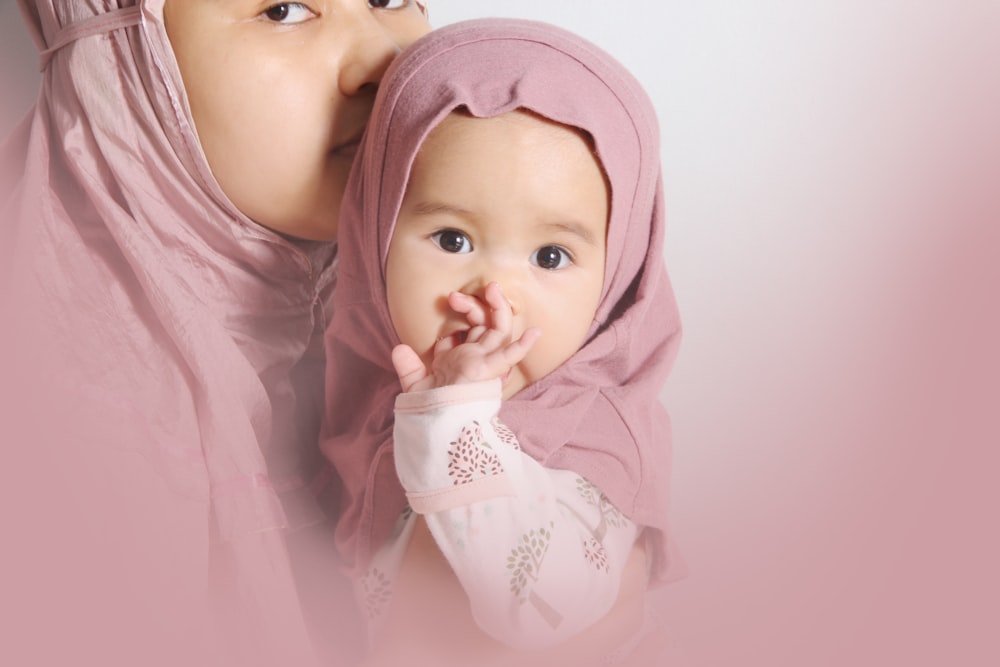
1, 1, 341, 664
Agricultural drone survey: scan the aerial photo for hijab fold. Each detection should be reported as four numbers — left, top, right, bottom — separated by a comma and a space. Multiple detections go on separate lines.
2, 1, 339, 662
322, 18, 682, 584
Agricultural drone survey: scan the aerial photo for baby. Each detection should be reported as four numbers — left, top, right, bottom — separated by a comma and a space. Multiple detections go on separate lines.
321, 17, 681, 661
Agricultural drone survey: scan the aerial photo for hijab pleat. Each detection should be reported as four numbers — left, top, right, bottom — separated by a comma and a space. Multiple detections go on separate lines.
1, 1, 339, 662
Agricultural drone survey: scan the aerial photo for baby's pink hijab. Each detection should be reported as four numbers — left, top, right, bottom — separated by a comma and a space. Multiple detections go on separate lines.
1, 1, 339, 663
322, 18, 681, 583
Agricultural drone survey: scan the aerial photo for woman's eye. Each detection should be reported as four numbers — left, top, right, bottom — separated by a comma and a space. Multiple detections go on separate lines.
262, 3, 316, 24
430, 230, 472, 254
531, 245, 572, 270
368, 0, 409, 9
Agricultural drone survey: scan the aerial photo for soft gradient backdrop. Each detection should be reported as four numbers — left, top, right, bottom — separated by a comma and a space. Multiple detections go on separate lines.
2, 1, 996, 665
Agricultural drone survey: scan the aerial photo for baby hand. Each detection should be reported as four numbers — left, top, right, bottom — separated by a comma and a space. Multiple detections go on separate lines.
392, 282, 540, 393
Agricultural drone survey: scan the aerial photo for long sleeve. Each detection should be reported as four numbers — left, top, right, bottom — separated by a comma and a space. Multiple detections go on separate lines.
393, 379, 639, 649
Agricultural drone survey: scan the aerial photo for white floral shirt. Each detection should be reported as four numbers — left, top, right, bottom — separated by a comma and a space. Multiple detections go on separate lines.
357, 379, 640, 651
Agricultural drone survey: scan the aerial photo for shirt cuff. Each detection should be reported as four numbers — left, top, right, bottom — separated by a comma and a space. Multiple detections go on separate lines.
394, 378, 501, 414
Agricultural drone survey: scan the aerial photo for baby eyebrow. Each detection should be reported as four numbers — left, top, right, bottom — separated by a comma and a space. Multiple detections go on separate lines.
409, 201, 473, 219
539, 221, 600, 246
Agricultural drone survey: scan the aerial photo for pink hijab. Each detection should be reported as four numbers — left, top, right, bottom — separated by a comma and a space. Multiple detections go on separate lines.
322, 18, 682, 584
1, 1, 340, 663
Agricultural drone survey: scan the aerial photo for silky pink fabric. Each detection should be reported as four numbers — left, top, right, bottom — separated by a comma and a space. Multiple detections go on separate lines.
321, 19, 681, 584
1, 1, 342, 664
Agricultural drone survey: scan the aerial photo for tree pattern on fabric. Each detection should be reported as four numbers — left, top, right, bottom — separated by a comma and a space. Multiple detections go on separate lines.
576, 477, 628, 532
506, 522, 564, 628
506, 523, 554, 601
447, 420, 504, 485
575, 477, 627, 571
490, 416, 521, 450
360, 567, 393, 620
583, 537, 611, 573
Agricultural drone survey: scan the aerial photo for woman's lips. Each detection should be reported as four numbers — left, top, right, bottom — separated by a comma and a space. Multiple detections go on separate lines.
331, 138, 360, 158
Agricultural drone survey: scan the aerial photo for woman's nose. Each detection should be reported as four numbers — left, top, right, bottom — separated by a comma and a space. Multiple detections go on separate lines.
336, 5, 430, 96
337, 20, 398, 96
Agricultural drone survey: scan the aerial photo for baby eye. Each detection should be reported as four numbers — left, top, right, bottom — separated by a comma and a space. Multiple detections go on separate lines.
531, 245, 572, 271
368, 0, 409, 8
262, 3, 316, 24
430, 230, 472, 254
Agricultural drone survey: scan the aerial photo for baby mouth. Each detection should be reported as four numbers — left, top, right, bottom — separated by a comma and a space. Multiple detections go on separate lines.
435, 329, 468, 348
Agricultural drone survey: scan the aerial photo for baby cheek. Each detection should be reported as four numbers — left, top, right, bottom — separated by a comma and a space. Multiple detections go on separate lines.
525, 325, 579, 382
432, 292, 454, 319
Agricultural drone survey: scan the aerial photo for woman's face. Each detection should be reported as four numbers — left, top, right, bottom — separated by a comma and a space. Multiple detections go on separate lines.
163, 0, 430, 240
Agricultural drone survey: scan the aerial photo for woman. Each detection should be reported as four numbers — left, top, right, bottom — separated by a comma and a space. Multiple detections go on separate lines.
1, 2, 429, 665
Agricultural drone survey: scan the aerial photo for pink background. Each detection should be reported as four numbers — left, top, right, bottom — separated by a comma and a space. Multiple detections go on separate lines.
2, 1, 997, 665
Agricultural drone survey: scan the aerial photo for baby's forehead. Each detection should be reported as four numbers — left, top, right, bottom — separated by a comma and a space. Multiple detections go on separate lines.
395, 108, 610, 245
424, 108, 594, 149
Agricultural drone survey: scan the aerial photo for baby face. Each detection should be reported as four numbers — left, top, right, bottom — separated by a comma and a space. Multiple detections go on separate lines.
386, 111, 609, 399
163, 0, 429, 240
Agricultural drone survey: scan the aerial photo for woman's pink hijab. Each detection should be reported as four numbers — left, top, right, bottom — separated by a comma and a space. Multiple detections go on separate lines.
322, 18, 682, 583
1, 1, 341, 664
